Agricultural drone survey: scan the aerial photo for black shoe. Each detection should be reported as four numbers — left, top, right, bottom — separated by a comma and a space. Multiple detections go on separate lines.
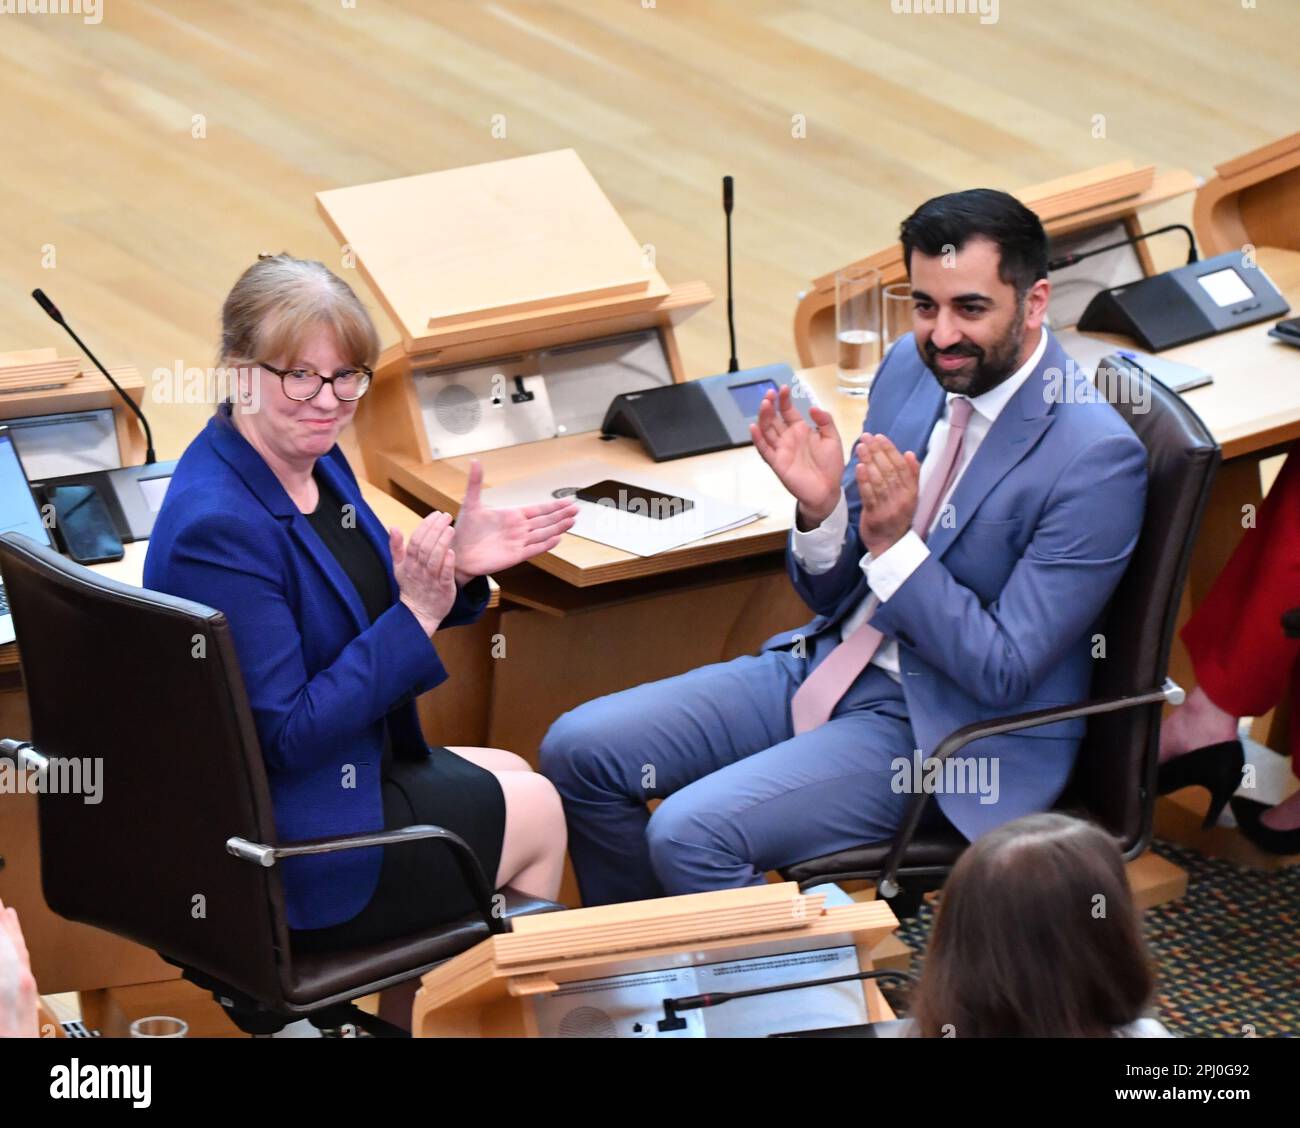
1157, 740, 1244, 829
1230, 796, 1300, 856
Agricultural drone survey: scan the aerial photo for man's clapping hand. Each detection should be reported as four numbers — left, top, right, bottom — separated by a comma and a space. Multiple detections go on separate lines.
854, 432, 921, 557
749, 386, 846, 529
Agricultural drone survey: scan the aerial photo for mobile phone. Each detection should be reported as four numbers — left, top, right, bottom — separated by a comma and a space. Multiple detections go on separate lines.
574, 479, 695, 520
43, 483, 124, 564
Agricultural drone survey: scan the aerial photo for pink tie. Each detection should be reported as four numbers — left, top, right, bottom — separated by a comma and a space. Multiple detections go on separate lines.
789, 396, 974, 735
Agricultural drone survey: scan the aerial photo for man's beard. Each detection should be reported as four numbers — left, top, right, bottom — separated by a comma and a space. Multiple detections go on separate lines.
921, 301, 1027, 396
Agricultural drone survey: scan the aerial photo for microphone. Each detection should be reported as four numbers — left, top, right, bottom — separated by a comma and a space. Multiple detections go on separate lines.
657, 967, 917, 1033
722, 175, 739, 373
1047, 223, 1198, 273
31, 289, 156, 464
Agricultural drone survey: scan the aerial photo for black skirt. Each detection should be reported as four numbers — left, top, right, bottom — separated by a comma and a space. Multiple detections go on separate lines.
291, 743, 507, 954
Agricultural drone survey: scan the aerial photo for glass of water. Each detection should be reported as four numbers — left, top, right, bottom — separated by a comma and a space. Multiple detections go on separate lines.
835, 265, 881, 396
882, 282, 914, 354
130, 1015, 188, 1038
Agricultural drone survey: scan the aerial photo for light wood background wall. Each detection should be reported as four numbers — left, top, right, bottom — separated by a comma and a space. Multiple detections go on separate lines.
0, 0, 1295, 458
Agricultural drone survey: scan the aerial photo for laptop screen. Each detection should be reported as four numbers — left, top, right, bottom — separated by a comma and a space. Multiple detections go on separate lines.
0, 430, 52, 549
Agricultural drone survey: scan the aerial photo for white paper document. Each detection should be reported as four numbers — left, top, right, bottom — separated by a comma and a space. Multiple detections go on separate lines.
479, 458, 766, 556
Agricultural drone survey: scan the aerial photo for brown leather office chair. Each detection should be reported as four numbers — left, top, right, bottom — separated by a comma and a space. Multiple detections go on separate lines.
782, 367, 1221, 914
0, 533, 562, 1036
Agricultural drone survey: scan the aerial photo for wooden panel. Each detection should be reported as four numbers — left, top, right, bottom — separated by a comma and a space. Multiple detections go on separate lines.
316, 150, 665, 343
1155, 793, 1300, 872
0, 690, 178, 996
1195, 132, 1300, 257
487, 566, 811, 760
79, 979, 240, 1039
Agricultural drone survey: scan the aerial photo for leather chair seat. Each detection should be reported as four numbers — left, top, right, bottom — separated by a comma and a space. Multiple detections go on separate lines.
285, 888, 561, 1005
783, 824, 968, 886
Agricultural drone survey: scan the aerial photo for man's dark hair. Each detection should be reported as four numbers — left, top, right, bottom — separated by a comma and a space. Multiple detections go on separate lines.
899, 188, 1048, 297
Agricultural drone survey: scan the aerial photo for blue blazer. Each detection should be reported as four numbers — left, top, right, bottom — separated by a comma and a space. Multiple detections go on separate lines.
763, 331, 1148, 841
143, 405, 489, 930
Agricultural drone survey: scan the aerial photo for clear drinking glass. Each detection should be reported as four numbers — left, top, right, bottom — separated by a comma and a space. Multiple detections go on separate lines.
882, 282, 914, 354
835, 265, 881, 396
130, 1015, 188, 1038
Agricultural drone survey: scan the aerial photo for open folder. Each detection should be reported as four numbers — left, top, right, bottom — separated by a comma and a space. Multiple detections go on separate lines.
479, 458, 766, 557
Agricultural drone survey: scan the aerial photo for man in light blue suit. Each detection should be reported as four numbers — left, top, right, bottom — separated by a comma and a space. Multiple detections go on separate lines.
540, 189, 1148, 907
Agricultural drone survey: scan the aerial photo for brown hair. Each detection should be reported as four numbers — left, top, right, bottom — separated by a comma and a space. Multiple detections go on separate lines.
218, 253, 379, 372
908, 813, 1154, 1037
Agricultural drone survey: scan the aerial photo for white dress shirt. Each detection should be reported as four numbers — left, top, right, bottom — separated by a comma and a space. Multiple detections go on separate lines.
790, 327, 1048, 681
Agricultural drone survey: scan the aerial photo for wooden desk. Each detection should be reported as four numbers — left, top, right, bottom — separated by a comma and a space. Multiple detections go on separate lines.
375, 362, 864, 588
1081, 246, 1300, 460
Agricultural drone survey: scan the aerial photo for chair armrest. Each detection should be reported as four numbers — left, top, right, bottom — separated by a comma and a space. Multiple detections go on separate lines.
876, 678, 1184, 899
0, 738, 48, 775
226, 825, 505, 934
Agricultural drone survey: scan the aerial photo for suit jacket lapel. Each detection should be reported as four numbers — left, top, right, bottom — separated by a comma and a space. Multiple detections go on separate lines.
885, 370, 947, 465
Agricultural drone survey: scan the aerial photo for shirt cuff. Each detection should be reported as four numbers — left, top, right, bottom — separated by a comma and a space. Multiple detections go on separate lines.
861, 530, 930, 603
790, 491, 848, 575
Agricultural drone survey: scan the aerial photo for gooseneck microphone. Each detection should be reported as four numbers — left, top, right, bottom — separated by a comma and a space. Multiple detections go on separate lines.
1046, 223, 1198, 274
723, 175, 739, 373
31, 289, 156, 464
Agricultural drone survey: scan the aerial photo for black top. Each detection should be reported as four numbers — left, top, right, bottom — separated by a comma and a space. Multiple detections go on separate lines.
305, 473, 392, 626
306, 472, 397, 767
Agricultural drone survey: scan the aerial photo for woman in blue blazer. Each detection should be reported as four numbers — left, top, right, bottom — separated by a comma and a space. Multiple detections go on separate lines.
144, 254, 576, 949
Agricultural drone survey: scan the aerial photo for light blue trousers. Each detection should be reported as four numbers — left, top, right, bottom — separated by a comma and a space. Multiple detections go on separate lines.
539, 647, 936, 906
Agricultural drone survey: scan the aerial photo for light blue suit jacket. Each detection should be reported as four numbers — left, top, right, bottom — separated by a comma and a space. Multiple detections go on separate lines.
144, 405, 490, 930
763, 331, 1148, 840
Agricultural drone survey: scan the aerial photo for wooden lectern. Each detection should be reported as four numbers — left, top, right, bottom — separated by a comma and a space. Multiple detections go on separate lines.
316, 149, 713, 495
411, 883, 899, 1037
1194, 131, 1300, 258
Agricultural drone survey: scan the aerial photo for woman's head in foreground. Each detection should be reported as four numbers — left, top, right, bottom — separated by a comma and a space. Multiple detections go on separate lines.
909, 812, 1154, 1038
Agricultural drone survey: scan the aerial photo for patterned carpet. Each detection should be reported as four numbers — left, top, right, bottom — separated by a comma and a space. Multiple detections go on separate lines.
883, 840, 1300, 1037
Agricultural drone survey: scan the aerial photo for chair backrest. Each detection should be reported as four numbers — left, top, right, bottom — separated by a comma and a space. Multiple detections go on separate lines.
1064, 369, 1219, 851
0, 533, 289, 1004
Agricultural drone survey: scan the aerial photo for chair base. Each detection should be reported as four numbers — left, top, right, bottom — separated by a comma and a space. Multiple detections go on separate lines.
176, 964, 409, 1037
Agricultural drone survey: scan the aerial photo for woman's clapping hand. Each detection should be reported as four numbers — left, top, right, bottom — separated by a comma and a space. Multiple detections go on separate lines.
391, 512, 458, 636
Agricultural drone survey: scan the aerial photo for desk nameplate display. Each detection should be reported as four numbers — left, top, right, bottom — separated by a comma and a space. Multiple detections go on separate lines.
1078, 250, 1290, 352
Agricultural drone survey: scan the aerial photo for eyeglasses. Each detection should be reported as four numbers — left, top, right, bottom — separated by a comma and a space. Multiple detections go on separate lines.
258, 361, 373, 402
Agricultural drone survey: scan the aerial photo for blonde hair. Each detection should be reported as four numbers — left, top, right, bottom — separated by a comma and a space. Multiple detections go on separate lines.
219, 253, 380, 372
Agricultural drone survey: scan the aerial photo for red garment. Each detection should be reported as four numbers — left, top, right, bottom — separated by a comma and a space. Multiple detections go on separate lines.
1181, 445, 1300, 772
